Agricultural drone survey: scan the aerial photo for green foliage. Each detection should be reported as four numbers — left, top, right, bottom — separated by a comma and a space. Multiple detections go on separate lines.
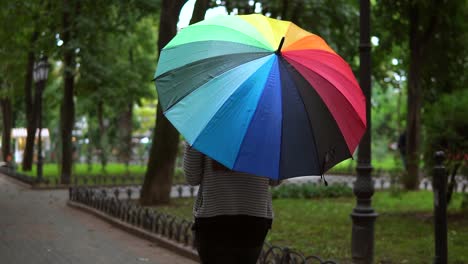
374, 0, 468, 188
72, 2, 160, 168
133, 99, 157, 136
19, 163, 145, 177
420, 0, 468, 102
423, 89, 468, 173
271, 183, 353, 199
216, 0, 359, 65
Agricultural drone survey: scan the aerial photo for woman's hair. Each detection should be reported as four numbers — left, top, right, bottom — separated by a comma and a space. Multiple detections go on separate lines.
211, 159, 232, 172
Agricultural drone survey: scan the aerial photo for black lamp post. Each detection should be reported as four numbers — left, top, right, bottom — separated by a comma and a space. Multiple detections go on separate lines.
33, 57, 49, 183
351, 1, 378, 263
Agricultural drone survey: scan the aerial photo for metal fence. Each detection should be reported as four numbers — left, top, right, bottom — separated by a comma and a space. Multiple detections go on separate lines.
0, 167, 36, 184
69, 186, 338, 264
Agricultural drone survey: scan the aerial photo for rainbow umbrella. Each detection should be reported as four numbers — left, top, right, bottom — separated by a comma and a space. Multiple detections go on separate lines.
154, 14, 366, 180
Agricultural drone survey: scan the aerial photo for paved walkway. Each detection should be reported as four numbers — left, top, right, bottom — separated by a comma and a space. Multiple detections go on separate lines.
0, 174, 197, 264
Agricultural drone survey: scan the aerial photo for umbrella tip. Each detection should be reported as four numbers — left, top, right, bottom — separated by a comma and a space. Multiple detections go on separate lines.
275, 37, 285, 55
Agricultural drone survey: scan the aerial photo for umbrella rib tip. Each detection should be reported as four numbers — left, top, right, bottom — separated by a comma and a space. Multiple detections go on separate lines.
275, 37, 285, 55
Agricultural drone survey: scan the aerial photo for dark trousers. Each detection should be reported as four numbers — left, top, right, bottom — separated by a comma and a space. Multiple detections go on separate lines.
193, 215, 271, 264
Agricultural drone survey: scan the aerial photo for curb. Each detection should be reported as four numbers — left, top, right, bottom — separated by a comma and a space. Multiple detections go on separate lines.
0, 173, 32, 189
67, 200, 200, 262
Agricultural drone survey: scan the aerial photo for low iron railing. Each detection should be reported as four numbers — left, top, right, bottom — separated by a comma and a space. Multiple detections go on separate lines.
69, 186, 338, 264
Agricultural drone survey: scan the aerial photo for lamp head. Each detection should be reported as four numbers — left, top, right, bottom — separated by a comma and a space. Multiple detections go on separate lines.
33, 58, 49, 82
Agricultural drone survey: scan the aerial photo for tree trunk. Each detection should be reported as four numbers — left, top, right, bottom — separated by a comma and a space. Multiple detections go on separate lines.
140, 0, 189, 205
404, 9, 422, 189
118, 103, 133, 168
97, 101, 107, 171
189, 0, 209, 25
141, 105, 180, 205
290, 1, 304, 25
22, 32, 38, 171
280, 0, 289, 20
118, 48, 135, 168
86, 113, 93, 172
403, 2, 439, 190
1, 98, 13, 162
60, 0, 78, 184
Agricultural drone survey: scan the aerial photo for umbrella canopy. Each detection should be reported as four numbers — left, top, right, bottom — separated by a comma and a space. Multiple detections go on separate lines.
154, 14, 366, 180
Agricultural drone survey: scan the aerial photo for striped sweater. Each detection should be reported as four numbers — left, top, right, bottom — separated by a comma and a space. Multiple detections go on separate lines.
183, 143, 274, 219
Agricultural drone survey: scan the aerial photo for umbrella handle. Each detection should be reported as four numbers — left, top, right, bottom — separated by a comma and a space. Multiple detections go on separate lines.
275, 37, 285, 55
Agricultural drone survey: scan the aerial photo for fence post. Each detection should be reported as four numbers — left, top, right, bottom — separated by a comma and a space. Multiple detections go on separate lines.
433, 151, 447, 264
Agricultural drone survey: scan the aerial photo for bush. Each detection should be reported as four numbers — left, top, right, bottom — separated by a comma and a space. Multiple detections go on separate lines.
423, 89, 468, 206
271, 182, 353, 199
423, 89, 468, 169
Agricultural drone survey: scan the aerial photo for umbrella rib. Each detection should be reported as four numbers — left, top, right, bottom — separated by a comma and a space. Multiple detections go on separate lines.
232, 58, 281, 179
284, 57, 362, 157
278, 57, 324, 175
155, 52, 270, 80
192, 55, 275, 168
155, 40, 274, 77
179, 24, 274, 51
283, 53, 366, 128
157, 52, 272, 112
281, 34, 337, 55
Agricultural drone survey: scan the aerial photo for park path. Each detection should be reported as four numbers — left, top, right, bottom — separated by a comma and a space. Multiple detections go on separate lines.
0, 173, 197, 264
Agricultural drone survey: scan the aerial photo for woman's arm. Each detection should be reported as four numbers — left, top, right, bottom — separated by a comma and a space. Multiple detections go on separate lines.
183, 142, 204, 186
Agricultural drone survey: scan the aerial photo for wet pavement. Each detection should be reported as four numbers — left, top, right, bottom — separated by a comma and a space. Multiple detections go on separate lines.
0, 174, 197, 264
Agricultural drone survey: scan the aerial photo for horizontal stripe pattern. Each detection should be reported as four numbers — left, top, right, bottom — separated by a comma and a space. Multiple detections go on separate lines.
183, 143, 273, 219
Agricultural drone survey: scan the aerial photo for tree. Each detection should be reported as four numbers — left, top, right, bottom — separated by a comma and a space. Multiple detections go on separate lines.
404, 0, 441, 189
74, 2, 159, 172
59, 0, 80, 184
421, 0, 468, 204
21, 29, 39, 171
2, 0, 161, 174
9, 0, 59, 171
0, 1, 34, 163
0, 97, 13, 162
375, 0, 466, 189
190, 0, 210, 24
140, 0, 213, 205
60, 0, 152, 181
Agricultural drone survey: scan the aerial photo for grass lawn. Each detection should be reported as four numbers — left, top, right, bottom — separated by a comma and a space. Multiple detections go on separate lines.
328, 155, 405, 176
19, 163, 145, 177
153, 191, 468, 264
18, 163, 146, 184
17, 163, 187, 185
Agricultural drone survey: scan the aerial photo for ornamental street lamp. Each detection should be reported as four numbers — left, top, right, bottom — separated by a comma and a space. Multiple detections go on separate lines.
351, 1, 378, 263
32, 57, 49, 183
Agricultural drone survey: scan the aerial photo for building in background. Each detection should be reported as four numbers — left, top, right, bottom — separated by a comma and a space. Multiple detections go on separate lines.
10, 128, 50, 163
